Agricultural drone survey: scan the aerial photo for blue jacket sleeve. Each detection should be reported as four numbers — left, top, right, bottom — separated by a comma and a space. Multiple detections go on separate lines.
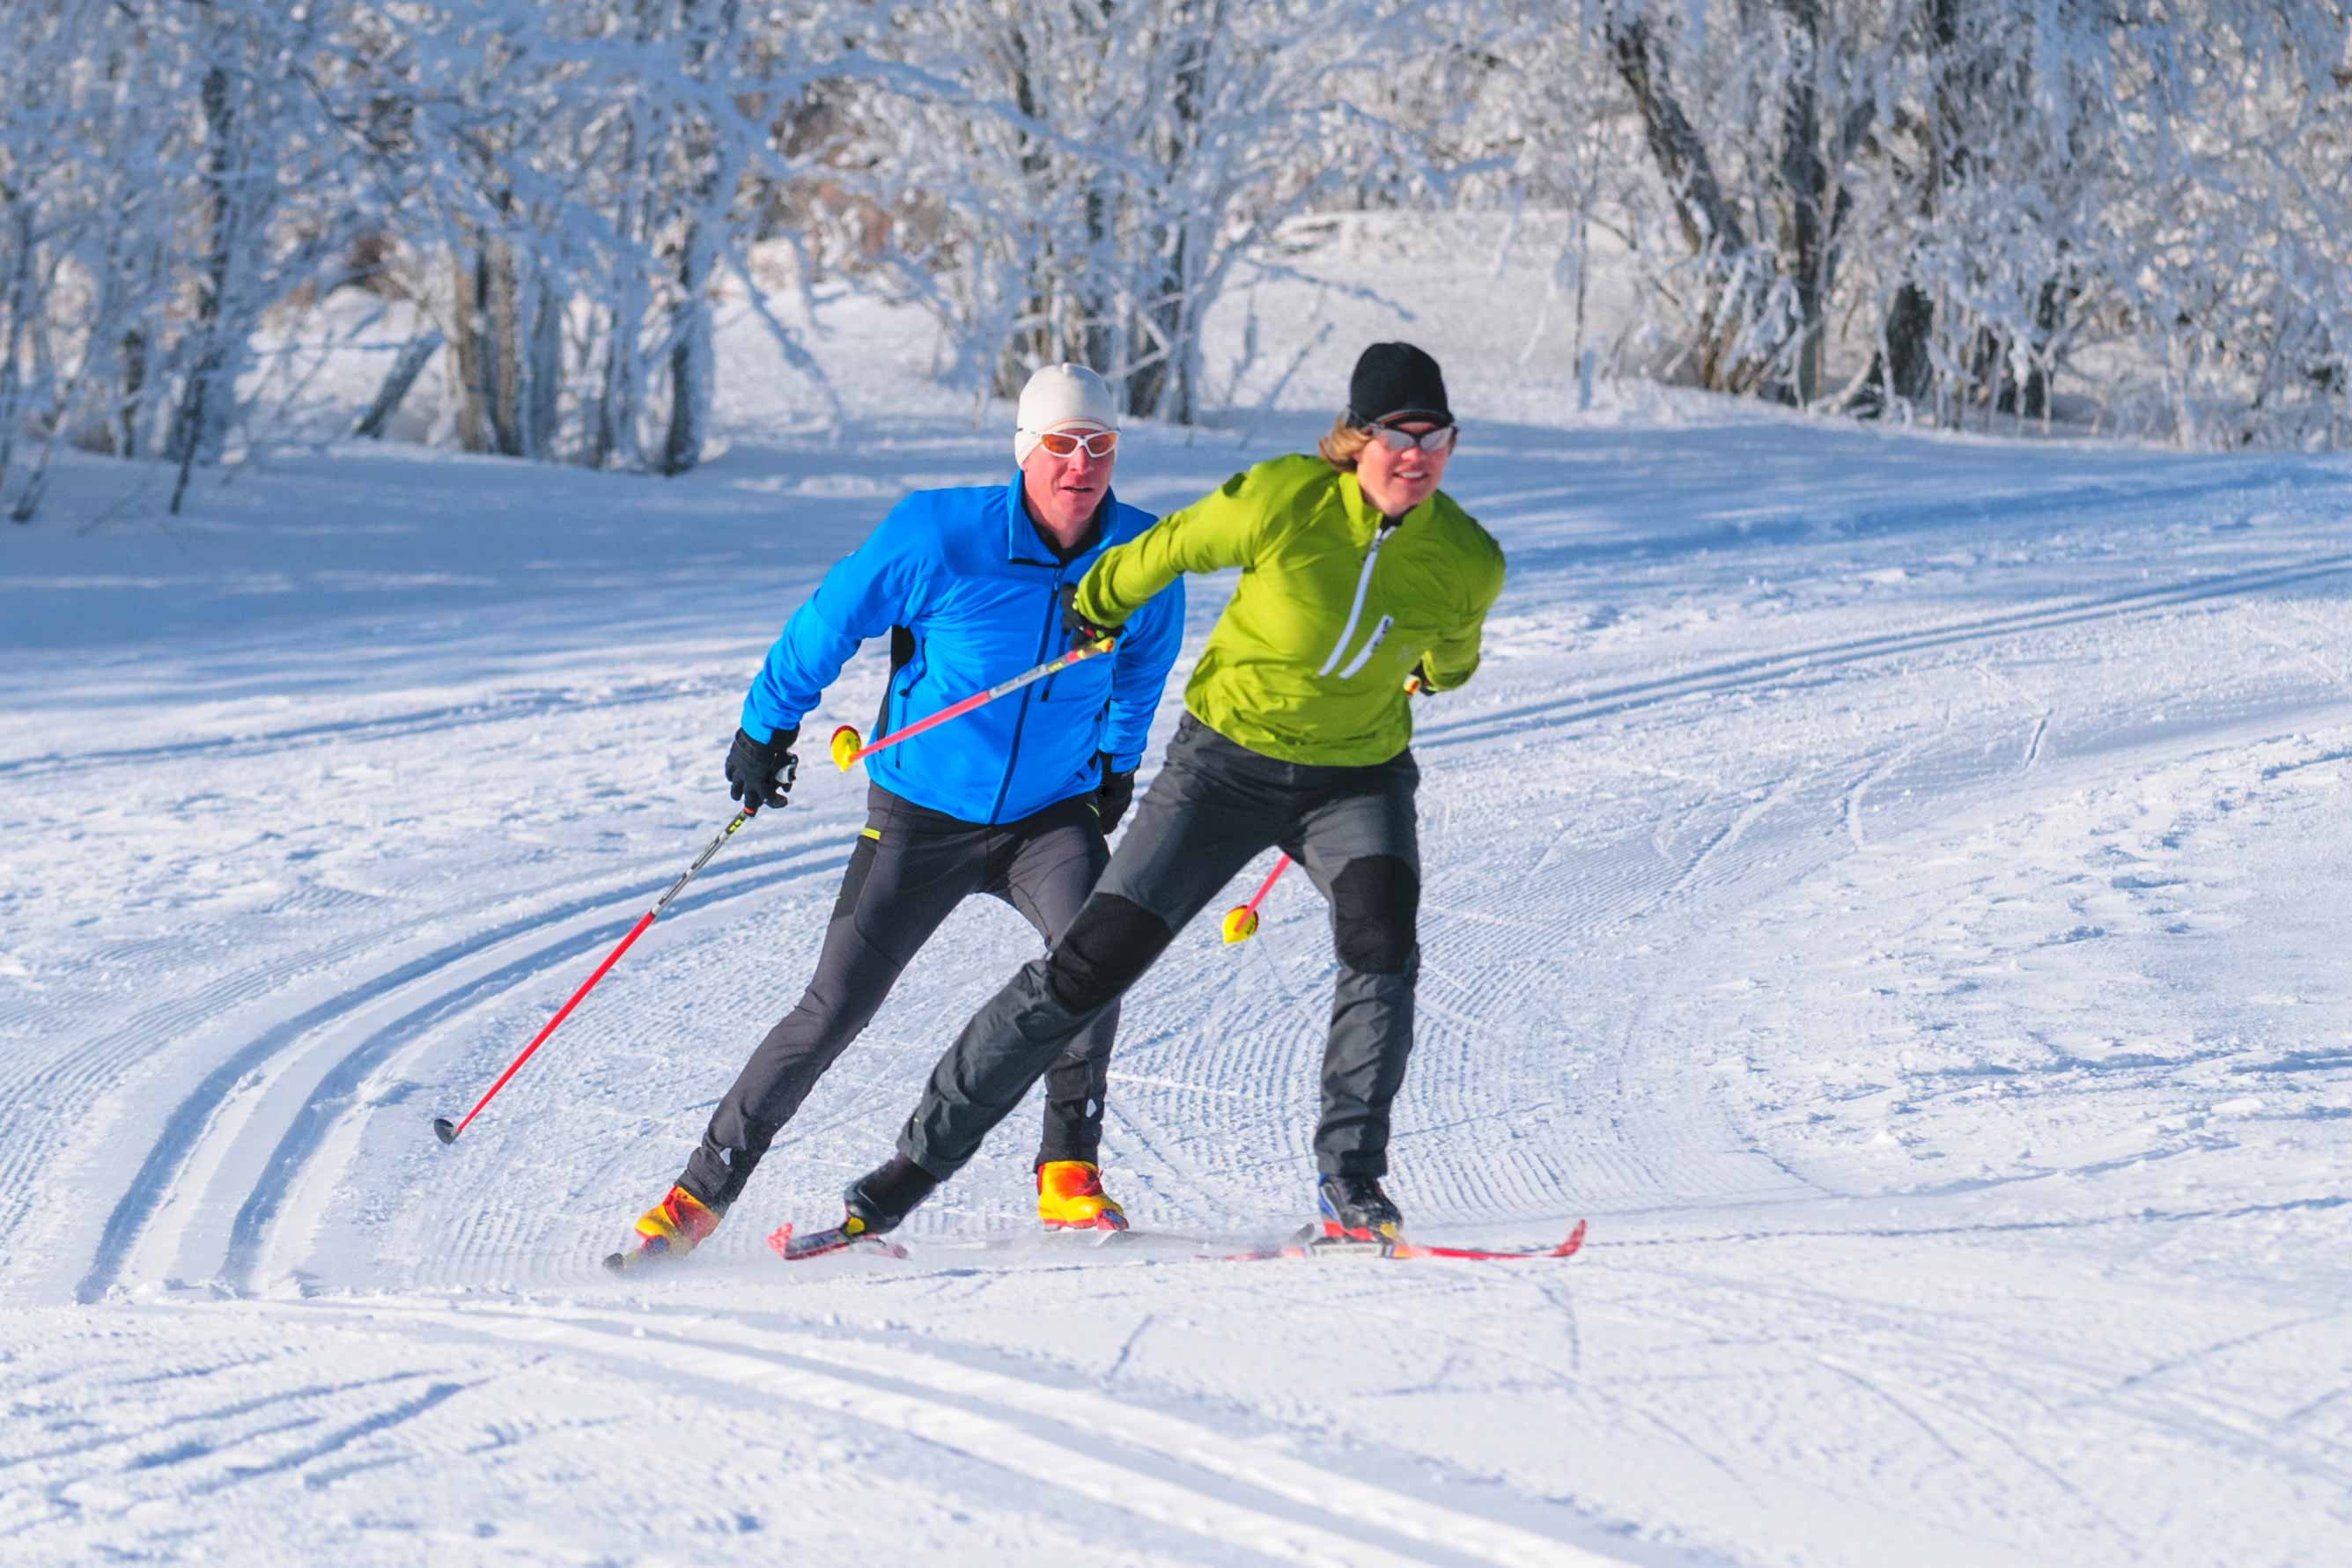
740, 506, 928, 741
1100, 574, 1184, 773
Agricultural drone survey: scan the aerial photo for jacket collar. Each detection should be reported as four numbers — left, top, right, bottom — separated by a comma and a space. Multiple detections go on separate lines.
1004, 470, 1117, 570
1338, 468, 1428, 534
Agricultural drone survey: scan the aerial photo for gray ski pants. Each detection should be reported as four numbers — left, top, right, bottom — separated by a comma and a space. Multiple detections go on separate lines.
680, 784, 1115, 1211
897, 713, 1420, 1182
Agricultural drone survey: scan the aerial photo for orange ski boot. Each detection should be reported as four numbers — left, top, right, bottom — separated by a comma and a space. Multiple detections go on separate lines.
1036, 1160, 1129, 1232
607, 1184, 720, 1271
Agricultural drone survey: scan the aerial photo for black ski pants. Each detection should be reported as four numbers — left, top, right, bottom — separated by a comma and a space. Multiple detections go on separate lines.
897, 713, 1420, 1182
679, 784, 1115, 1211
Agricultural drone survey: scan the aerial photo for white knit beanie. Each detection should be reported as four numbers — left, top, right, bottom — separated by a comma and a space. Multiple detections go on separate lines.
1014, 364, 1119, 464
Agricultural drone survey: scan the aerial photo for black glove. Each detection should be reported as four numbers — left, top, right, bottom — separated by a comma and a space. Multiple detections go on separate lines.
1059, 583, 1123, 649
1096, 753, 1136, 835
726, 725, 799, 812
1405, 660, 1429, 694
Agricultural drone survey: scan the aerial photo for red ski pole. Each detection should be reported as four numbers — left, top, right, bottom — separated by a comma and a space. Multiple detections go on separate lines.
827, 636, 1116, 771
433, 806, 757, 1145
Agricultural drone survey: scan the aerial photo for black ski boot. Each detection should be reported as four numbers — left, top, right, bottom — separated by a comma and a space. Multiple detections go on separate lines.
842, 1153, 939, 1238
1316, 1174, 1403, 1242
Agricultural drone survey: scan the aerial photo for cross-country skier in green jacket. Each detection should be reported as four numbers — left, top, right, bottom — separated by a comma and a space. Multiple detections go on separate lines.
821, 341, 1506, 1245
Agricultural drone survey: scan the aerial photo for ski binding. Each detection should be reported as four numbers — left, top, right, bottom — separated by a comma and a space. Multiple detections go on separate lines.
765, 1220, 911, 1262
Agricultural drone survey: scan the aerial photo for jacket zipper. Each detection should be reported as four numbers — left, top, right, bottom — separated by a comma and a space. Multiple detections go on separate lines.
1316, 519, 1397, 678
1334, 614, 1393, 679
988, 568, 1065, 824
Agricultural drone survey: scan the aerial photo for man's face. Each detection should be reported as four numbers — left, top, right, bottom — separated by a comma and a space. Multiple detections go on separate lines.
1020, 423, 1117, 536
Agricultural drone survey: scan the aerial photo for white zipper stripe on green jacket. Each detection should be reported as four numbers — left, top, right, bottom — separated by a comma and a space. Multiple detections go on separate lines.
1315, 520, 1396, 677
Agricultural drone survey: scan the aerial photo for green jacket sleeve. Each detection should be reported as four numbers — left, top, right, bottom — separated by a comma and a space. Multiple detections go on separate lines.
1075, 466, 1275, 626
1419, 538, 1505, 693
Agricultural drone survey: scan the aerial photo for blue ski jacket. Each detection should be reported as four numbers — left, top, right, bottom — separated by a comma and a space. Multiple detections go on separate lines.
741, 475, 1186, 826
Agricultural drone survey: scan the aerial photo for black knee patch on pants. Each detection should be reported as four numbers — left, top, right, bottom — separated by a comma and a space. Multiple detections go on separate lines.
1331, 856, 1419, 974
1047, 894, 1173, 1014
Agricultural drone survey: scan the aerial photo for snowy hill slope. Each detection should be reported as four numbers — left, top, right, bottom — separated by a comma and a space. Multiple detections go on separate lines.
4, 280, 2352, 1564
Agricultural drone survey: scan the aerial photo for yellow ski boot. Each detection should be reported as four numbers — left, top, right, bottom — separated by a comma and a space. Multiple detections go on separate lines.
606, 1184, 720, 1271
1036, 1160, 1129, 1232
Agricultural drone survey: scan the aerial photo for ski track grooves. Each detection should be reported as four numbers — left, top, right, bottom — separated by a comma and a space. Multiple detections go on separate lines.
292, 1297, 1633, 1568
0, 672, 737, 784
1846, 746, 1911, 851
1421, 553, 2352, 755
0, 924, 384, 1285
77, 840, 840, 1304
1667, 767, 1806, 901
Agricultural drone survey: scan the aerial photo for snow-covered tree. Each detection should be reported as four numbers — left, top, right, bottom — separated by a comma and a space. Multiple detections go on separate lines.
828, 0, 1453, 422
4, 0, 2347, 528
1464, 0, 2350, 444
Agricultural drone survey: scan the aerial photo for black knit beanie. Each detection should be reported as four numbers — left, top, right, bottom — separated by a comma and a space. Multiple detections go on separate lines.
1347, 342, 1449, 426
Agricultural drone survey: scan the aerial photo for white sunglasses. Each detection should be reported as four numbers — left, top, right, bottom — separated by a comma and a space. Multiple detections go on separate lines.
1367, 420, 1458, 454
1025, 427, 1119, 459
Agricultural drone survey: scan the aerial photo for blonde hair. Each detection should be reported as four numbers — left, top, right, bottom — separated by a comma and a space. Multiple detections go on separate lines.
1317, 415, 1372, 470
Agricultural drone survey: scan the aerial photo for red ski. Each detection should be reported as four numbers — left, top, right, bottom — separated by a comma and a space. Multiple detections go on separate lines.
1390, 1219, 1585, 1261
756, 1217, 1588, 1266
1210, 1218, 1586, 1262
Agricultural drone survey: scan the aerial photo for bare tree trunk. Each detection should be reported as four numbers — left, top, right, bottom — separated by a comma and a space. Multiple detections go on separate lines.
1607, 17, 1749, 261
660, 0, 740, 476
1081, 178, 1114, 377
1126, 8, 1212, 423
169, 62, 238, 515
1859, 0, 1963, 416
660, 216, 714, 475
526, 276, 561, 456
115, 329, 149, 457
0, 184, 29, 506
448, 250, 490, 451
591, 296, 632, 470
449, 241, 523, 456
1882, 283, 1935, 403
1609, 15, 1761, 391
487, 245, 522, 453
995, 24, 1056, 398
2000, 268, 2074, 419
354, 330, 444, 439
1135, 224, 1191, 423
1775, 0, 1827, 403
591, 113, 650, 472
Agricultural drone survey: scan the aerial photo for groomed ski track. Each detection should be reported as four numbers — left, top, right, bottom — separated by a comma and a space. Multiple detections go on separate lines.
5, 350, 2351, 1559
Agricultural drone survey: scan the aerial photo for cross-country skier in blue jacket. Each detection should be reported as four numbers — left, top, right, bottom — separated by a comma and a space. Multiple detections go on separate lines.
616, 364, 1185, 1265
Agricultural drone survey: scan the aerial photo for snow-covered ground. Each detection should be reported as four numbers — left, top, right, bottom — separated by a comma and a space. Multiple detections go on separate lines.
4, 233, 2351, 1566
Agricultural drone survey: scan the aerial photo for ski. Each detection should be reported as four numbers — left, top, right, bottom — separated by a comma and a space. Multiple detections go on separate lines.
601, 1225, 912, 1273
1389, 1218, 1585, 1261
749, 1217, 1585, 1266
1208, 1218, 1585, 1262
764, 1220, 911, 1262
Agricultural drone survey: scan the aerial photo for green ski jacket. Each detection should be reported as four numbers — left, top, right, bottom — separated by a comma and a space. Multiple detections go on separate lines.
1074, 453, 1505, 766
